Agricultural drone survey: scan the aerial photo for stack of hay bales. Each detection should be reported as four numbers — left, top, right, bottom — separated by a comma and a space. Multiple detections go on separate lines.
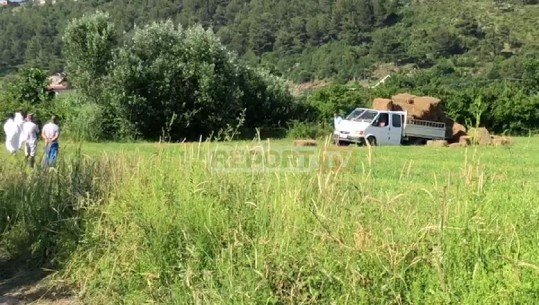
371, 93, 468, 143
389, 94, 445, 122
370, 93, 513, 147
372, 93, 447, 122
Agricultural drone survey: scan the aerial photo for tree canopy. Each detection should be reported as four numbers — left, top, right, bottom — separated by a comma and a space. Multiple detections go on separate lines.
0, 0, 538, 82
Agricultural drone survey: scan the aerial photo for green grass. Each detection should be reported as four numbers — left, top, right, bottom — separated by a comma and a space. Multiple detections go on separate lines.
1, 137, 539, 304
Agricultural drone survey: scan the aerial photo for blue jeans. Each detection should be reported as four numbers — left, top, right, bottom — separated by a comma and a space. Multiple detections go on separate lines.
43, 141, 59, 167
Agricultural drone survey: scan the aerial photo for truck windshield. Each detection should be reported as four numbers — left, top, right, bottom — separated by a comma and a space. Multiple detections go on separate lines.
345, 108, 366, 120
346, 109, 378, 122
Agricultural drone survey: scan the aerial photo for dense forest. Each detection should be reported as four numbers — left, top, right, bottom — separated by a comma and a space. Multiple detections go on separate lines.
1, 0, 538, 82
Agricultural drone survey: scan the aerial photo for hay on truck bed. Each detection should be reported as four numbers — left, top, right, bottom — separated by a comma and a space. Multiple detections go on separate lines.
391, 93, 416, 104
390, 94, 446, 122
373, 93, 470, 144
412, 96, 445, 121
372, 98, 393, 111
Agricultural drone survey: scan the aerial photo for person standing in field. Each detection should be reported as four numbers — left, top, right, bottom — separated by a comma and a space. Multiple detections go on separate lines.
14, 111, 25, 150
21, 113, 40, 168
41, 116, 60, 167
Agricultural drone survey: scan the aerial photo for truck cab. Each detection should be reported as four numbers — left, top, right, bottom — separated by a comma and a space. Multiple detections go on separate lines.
333, 108, 406, 146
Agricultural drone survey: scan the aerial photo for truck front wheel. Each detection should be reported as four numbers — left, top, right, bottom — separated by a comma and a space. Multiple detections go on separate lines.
367, 136, 377, 146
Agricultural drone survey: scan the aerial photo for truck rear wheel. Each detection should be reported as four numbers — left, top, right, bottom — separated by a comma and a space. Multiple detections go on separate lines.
367, 136, 377, 146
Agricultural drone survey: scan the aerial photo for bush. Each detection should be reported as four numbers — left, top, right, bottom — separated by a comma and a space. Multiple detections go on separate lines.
303, 83, 371, 122
63, 14, 297, 141
287, 121, 332, 139
51, 92, 106, 142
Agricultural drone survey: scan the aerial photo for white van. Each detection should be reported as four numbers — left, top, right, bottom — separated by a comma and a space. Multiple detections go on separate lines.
333, 108, 447, 146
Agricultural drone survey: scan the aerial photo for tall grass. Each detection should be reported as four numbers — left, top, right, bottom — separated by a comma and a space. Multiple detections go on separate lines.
2, 138, 539, 304
0, 149, 112, 267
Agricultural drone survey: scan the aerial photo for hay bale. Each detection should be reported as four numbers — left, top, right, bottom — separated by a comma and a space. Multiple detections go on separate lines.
391, 93, 416, 104
293, 139, 317, 147
459, 136, 471, 146
451, 122, 467, 142
372, 98, 393, 111
413, 96, 442, 107
426, 140, 448, 147
468, 128, 491, 145
391, 95, 446, 121
413, 96, 445, 121
491, 135, 513, 146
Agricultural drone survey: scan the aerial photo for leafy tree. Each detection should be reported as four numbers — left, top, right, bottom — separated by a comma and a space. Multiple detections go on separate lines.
5, 67, 53, 106
62, 11, 118, 103
0, 67, 54, 125
61, 13, 296, 141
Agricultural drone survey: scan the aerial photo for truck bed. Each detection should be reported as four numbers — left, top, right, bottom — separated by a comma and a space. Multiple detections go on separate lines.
404, 119, 446, 140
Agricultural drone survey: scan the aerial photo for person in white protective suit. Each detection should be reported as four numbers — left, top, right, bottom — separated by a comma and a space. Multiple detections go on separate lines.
14, 111, 25, 149
3, 111, 25, 154
4, 117, 18, 154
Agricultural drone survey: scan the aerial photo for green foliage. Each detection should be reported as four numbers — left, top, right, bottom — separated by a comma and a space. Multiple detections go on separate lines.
51, 92, 105, 142
362, 58, 539, 134
0, 67, 54, 125
238, 66, 298, 129
62, 14, 296, 141
1, 0, 539, 82
0, 152, 108, 267
1, 0, 539, 137
287, 121, 332, 140
110, 21, 245, 140
4, 67, 53, 105
63, 11, 117, 102
302, 84, 372, 122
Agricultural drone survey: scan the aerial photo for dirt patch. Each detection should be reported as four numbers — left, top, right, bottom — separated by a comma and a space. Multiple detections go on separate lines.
0, 257, 80, 305
290, 80, 330, 96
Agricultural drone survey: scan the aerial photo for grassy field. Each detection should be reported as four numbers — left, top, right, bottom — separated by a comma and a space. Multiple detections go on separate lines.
1, 137, 539, 304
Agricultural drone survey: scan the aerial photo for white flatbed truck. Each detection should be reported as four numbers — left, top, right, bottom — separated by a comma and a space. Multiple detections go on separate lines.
333, 108, 447, 146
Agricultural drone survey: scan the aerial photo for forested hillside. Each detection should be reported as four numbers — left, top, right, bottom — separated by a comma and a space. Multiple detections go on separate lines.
1, 0, 538, 82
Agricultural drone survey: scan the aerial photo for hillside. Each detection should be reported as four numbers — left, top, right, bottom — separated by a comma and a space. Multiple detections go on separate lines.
0, 0, 538, 82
